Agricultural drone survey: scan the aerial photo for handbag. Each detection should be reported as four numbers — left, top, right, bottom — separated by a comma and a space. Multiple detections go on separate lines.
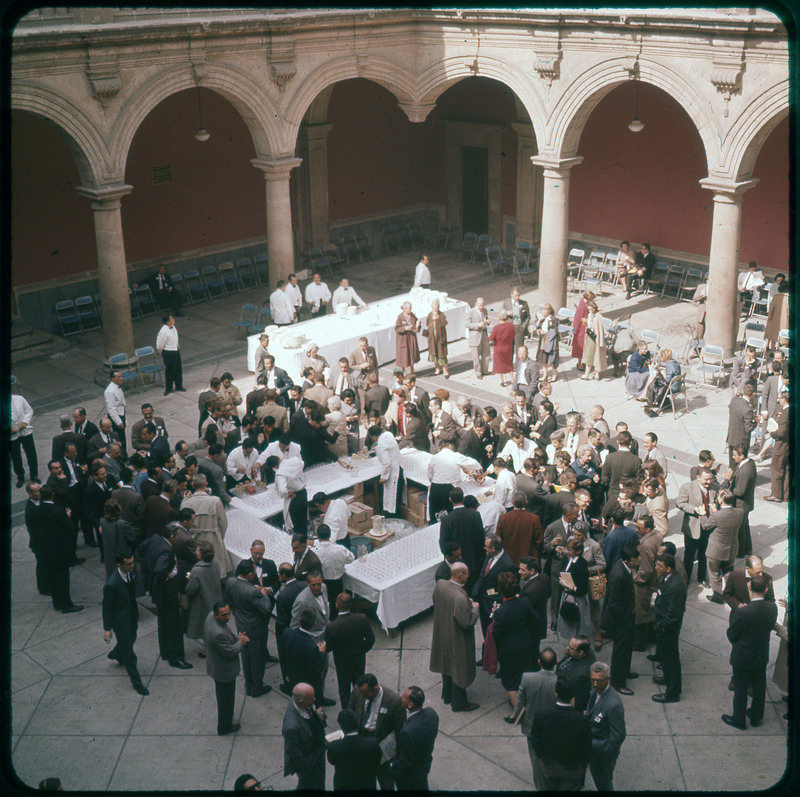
586, 328, 597, 342
559, 593, 580, 624
588, 567, 607, 600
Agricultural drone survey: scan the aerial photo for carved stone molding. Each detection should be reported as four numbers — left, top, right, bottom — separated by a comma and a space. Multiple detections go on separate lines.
710, 41, 745, 116
532, 30, 562, 86
397, 102, 436, 124
268, 34, 297, 90
86, 50, 120, 104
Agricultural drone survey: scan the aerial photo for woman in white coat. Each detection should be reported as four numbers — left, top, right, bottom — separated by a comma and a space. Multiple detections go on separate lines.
373, 427, 404, 517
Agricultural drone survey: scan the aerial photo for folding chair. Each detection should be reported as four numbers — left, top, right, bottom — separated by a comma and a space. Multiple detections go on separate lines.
202, 265, 226, 299
432, 224, 450, 252
75, 295, 101, 331
341, 234, 361, 264
395, 223, 412, 251
323, 243, 346, 272
219, 261, 244, 294
641, 329, 660, 353
740, 321, 765, 349
475, 235, 492, 264
567, 248, 585, 289
511, 244, 534, 285
600, 253, 618, 288
749, 285, 770, 318
254, 254, 270, 286
237, 258, 258, 289
408, 220, 426, 249
652, 372, 689, 417
459, 232, 477, 262
382, 224, 400, 254
695, 344, 725, 389
108, 352, 140, 393
677, 268, 704, 302
485, 245, 507, 277
55, 299, 81, 336
356, 232, 373, 262
254, 306, 271, 332
184, 269, 208, 304
308, 247, 333, 278
133, 284, 158, 317
645, 263, 669, 296
660, 264, 685, 299
557, 307, 575, 349
681, 323, 704, 362
134, 345, 165, 389
234, 304, 259, 338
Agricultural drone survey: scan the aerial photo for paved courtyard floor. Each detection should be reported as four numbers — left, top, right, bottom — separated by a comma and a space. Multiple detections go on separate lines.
7, 251, 791, 791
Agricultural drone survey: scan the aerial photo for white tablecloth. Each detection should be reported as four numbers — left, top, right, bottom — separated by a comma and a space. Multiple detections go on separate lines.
343, 524, 443, 632
398, 448, 495, 497
246, 289, 469, 381
224, 508, 292, 563
229, 455, 382, 520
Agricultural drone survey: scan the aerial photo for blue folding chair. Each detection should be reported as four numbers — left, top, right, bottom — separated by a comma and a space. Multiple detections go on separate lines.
134, 346, 165, 389
108, 352, 139, 393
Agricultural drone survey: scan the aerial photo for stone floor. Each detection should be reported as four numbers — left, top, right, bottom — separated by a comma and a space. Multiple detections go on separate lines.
8, 251, 791, 791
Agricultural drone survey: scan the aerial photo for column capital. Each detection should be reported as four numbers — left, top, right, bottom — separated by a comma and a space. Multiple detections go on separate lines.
251, 157, 303, 180
75, 183, 133, 209
699, 176, 759, 200
397, 102, 437, 124
530, 155, 583, 177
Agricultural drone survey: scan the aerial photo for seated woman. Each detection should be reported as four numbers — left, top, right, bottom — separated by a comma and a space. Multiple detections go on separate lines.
644, 347, 682, 415
616, 241, 638, 296
624, 341, 652, 400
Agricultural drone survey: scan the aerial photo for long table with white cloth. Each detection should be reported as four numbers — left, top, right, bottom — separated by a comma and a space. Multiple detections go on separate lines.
246, 289, 469, 381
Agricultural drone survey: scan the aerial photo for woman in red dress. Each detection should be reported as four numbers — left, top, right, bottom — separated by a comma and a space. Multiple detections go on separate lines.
489, 310, 516, 386
571, 290, 596, 371
394, 301, 421, 376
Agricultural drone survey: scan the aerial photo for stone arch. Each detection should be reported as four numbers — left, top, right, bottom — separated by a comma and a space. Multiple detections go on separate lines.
303, 85, 334, 125
415, 55, 547, 143
717, 81, 790, 181
545, 57, 719, 172
11, 84, 110, 187
109, 63, 284, 178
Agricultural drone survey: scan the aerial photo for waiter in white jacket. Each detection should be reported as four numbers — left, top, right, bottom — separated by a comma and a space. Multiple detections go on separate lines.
274, 455, 307, 533
156, 314, 185, 395
426, 442, 481, 523
371, 426, 403, 517
104, 371, 128, 457
269, 280, 297, 325
10, 393, 38, 488
413, 254, 432, 289
305, 272, 332, 317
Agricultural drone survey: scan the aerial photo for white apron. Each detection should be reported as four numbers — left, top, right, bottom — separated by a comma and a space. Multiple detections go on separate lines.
376, 432, 402, 514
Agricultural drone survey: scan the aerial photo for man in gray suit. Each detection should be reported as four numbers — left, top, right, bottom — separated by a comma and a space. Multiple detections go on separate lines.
702, 490, 744, 604
204, 600, 250, 735
466, 296, 490, 379
289, 570, 335, 706
225, 560, 273, 697
282, 682, 327, 790
725, 383, 757, 467
676, 467, 719, 586
586, 661, 626, 791
510, 647, 558, 788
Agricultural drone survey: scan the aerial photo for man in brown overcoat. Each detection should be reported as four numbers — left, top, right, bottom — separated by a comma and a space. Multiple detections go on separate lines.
632, 516, 661, 650
430, 562, 480, 712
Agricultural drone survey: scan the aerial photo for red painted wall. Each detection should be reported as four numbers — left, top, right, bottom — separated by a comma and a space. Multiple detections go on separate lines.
740, 116, 790, 271
123, 88, 264, 262
11, 110, 97, 286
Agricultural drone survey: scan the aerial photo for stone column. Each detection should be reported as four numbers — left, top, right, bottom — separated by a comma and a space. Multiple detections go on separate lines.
75, 183, 134, 357
700, 177, 759, 358
511, 123, 541, 246
251, 157, 303, 288
529, 156, 583, 311
296, 124, 332, 251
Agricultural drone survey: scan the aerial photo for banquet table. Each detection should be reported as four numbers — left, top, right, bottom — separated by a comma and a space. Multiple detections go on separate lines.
224, 508, 292, 563
397, 448, 495, 498
246, 289, 469, 381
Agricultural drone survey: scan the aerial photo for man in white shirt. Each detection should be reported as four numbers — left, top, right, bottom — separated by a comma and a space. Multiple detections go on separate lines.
312, 492, 351, 544
305, 271, 332, 317
427, 442, 481, 522
226, 438, 260, 485
737, 261, 764, 308
331, 277, 367, 310
285, 273, 303, 317
257, 436, 302, 470
104, 371, 128, 457
313, 523, 354, 617
413, 254, 432, 289
642, 432, 668, 476
270, 280, 297, 325
275, 456, 308, 533
492, 457, 517, 509
10, 393, 39, 488
500, 431, 536, 474
563, 413, 583, 460
155, 314, 185, 396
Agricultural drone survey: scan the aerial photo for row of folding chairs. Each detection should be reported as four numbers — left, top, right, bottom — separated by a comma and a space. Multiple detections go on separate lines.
108, 348, 165, 393
235, 303, 272, 337
328, 234, 374, 266
55, 295, 104, 336
382, 220, 427, 255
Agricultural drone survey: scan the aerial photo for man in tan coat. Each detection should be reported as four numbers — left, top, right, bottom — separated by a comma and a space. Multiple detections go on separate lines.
643, 478, 669, 538
429, 562, 480, 712
632, 516, 662, 650
256, 389, 289, 434
181, 474, 232, 576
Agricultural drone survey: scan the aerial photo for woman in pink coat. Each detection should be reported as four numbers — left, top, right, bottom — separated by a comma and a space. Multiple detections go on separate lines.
571, 291, 596, 370
394, 301, 421, 376
489, 310, 516, 386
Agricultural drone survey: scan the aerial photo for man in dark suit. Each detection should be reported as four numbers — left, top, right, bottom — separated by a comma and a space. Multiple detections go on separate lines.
402, 375, 431, 423
651, 554, 687, 703
439, 488, 485, 593
204, 600, 248, 735
260, 355, 294, 406
398, 402, 430, 451
435, 542, 463, 582
349, 673, 405, 790
726, 383, 757, 466
291, 534, 322, 581
145, 263, 183, 314
601, 431, 643, 502
503, 287, 531, 356
556, 636, 596, 712
391, 686, 439, 791
428, 398, 458, 453
721, 444, 757, 557
512, 346, 540, 403
24, 480, 50, 595
51, 414, 87, 462
274, 562, 307, 694
327, 708, 381, 791
86, 417, 121, 464
325, 594, 376, 709
225, 560, 273, 698
141, 480, 177, 539
586, 661, 627, 791
102, 553, 148, 695
282, 608, 326, 698
282, 683, 327, 790
471, 535, 516, 642
82, 461, 116, 548
608, 422, 639, 457
141, 523, 191, 669
111, 468, 144, 532
139, 423, 171, 467
363, 373, 391, 417
72, 406, 100, 441
766, 392, 789, 502
601, 547, 640, 696
543, 502, 580, 628
722, 575, 779, 730
289, 402, 332, 466
531, 675, 592, 791
702, 490, 744, 604
248, 539, 280, 659
519, 557, 549, 664
36, 486, 84, 613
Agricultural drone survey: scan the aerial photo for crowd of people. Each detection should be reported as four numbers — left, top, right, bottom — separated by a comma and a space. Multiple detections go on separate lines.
11, 252, 790, 791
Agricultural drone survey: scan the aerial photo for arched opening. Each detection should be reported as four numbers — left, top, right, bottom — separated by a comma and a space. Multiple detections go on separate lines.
123, 87, 264, 263
569, 80, 710, 257
11, 110, 96, 289
739, 116, 790, 271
